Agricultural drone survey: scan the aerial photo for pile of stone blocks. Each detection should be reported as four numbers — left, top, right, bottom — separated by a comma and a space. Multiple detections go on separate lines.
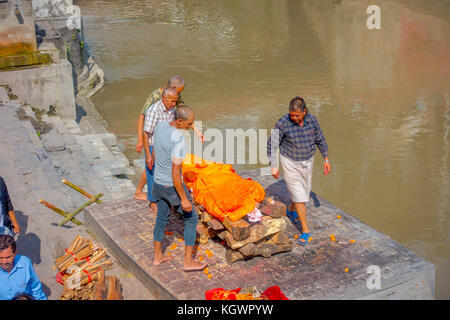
195, 197, 293, 263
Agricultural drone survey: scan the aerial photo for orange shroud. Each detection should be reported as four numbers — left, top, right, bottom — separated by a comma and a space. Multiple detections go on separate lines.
182, 154, 265, 222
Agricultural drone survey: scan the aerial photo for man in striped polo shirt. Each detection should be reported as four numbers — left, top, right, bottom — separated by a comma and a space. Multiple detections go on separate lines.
267, 96, 331, 246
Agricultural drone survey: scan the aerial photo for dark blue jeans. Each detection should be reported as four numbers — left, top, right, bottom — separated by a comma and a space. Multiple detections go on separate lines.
151, 182, 198, 246
145, 146, 156, 202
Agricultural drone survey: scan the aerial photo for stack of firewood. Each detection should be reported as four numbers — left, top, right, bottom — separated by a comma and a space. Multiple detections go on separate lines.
55, 236, 122, 300
195, 197, 293, 263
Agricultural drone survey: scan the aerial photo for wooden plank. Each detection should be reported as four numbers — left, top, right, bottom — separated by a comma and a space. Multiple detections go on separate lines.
222, 217, 251, 241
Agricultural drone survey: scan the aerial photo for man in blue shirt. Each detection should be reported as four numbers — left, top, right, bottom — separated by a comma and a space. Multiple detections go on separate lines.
0, 235, 47, 300
151, 105, 207, 272
267, 96, 331, 246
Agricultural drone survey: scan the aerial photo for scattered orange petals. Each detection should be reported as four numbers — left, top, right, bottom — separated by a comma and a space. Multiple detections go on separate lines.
337, 215, 341, 219
207, 274, 212, 279
177, 238, 184, 242
198, 256, 204, 261
203, 268, 209, 274
167, 252, 172, 255
330, 234, 336, 242
345, 268, 349, 273
294, 234, 299, 239
350, 239, 356, 243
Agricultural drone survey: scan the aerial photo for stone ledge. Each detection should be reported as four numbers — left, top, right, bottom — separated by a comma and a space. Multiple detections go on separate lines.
84, 179, 435, 300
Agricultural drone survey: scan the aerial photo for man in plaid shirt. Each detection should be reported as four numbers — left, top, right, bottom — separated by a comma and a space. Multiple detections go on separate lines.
134, 76, 186, 202
134, 76, 204, 203
143, 86, 179, 213
267, 96, 331, 246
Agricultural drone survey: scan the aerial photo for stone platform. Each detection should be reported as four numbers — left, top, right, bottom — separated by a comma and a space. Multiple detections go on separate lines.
84, 171, 434, 300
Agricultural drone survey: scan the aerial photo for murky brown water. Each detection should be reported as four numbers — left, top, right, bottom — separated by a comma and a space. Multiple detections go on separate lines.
77, 0, 450, 299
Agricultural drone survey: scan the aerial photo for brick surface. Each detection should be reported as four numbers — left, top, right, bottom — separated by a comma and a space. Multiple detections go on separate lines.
85, 171, 435, 299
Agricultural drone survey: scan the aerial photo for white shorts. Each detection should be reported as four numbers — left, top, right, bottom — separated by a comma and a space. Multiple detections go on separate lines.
280, 154, 314, 203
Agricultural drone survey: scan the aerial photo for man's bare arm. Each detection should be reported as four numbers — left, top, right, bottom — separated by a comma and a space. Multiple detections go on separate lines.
136, 114, 145, 152
143, 131, 153, 169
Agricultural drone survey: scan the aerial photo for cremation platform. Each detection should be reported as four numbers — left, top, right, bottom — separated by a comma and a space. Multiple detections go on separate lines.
84, 171, 434, 300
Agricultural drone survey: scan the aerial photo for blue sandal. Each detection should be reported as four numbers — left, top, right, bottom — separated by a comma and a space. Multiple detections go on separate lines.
286, 209, 300, 224
297, 233, 312, 246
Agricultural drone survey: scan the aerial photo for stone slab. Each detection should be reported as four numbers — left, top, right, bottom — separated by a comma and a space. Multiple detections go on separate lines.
84, 170, 435, 300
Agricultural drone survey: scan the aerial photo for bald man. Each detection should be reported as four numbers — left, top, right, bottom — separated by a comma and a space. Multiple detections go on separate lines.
143, 87, 180, 213
151, 105, 207, 271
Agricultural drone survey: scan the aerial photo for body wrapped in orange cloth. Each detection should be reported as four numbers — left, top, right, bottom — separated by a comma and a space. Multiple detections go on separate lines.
182, 154, 265, 222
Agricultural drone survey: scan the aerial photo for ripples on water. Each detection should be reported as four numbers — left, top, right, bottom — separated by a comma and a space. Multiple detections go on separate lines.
78, 0, 450, 298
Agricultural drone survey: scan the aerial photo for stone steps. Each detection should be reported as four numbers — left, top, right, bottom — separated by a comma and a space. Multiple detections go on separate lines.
0, 96, 154, 300
8, 102, 137, 220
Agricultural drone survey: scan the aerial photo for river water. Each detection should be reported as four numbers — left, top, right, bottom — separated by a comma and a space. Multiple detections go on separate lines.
76, 0, 450, 299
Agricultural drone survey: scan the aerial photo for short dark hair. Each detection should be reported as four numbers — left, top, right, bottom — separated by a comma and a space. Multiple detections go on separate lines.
289, 96, 308, 115
0, 235, 16, 253
12, 293, 34, 300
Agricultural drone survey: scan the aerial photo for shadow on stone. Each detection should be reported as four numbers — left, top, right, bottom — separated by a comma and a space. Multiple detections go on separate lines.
264, 179, 290, 205
75, 104, 87, 124
310, 191, 321, 207
15, 211, 42, 265
41, 282, 51, 299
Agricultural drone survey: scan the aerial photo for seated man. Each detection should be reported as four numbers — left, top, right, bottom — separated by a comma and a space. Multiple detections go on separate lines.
0, 235, 47, 300
0, 176, 20, 236
151, 105, 207, 271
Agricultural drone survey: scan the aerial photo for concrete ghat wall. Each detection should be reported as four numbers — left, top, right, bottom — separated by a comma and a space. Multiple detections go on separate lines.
0, 0, 37, 56
32, 0, 73, 18
0, 59, 76, 119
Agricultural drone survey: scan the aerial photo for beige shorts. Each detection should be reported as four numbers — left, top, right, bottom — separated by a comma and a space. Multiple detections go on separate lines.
280, 154, 314, 203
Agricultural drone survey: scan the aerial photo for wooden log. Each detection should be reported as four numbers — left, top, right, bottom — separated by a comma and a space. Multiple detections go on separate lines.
206, 217, 225, 231
254, 242, 282, 258
196, 224, 211, 245
202, 211, 213, 223
254, 238, 293, 258
62, 179, 103, 204
222, 217, 251, 241
225, 248, 245, 263
259, 198, 286, 218
59, 193, 103, 226
106, 276, 123, 300
55, 236, 82, 265
92, 269, 106, 300
269, 231, 291, 245
218, 216, 286, 250
238, 243, 255, 258
38, 199, 83, 225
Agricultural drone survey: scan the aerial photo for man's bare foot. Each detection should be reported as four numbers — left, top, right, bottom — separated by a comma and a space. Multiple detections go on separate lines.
149, 202, 157, 213
153, 254, 174, 266
184, 260, 208, 272
134, 192, 147, 201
